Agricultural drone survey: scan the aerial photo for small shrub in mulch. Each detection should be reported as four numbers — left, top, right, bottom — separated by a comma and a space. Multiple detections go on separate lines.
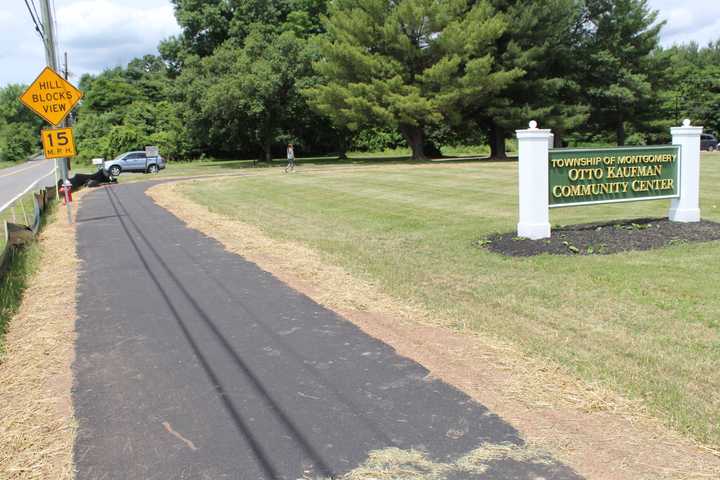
480, 218, 720, 257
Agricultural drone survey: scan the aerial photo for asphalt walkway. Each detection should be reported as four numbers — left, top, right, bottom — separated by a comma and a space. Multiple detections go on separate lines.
73, 182, 581, 479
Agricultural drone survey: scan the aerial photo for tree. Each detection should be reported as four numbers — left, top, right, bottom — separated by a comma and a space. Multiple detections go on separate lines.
0, 84, 43, 162
73, 56, 184, 161
0, 122, 37, 162
167, 0, 328, 57
307, 0, 522, 160
657, 42, 720, 136
176, 28, 315, 161
581, 0, 664, 146
477, 0, 588, 157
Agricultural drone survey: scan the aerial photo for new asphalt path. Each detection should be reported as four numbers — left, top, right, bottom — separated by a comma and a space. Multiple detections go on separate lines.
73, 181, 582, 479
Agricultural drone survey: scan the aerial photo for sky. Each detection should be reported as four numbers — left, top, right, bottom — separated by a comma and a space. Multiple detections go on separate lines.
1, 0, 719, 88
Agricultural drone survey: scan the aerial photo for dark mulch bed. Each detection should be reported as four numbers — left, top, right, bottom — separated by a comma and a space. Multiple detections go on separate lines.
482, 218, 720, 256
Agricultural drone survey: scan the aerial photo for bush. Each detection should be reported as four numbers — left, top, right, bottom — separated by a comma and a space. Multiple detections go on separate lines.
625, 132, 647, 146
351, 128, 405, 152
0, 123, 37, 162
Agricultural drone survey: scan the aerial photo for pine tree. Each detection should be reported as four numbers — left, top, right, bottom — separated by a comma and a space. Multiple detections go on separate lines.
307, 0, 522, 160
479, 0, 588, 156
582, 0, 664, 145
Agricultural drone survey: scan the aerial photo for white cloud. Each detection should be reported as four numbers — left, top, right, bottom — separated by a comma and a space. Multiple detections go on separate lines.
56, 0, 180, 74
1, 1, 719, 88
0, 0, 180, 86
649, 1, 720, 47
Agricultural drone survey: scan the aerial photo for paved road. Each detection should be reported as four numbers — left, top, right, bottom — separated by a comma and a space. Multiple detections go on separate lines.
74, 182, 581, 479
0, 159, 56, 208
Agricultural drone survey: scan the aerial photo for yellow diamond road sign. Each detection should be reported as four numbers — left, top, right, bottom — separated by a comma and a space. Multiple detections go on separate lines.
19, 67, 83, 126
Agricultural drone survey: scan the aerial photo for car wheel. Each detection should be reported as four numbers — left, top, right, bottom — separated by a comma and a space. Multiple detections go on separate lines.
148, 164, 159, 174
709, 146, 716, 152
109, 165, 121, 177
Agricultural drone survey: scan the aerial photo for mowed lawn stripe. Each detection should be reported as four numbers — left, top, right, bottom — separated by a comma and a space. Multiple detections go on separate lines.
182, 155, 720, 445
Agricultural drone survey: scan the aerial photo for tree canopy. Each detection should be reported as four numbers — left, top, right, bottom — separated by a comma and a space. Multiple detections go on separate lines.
306, 0, 527, 160
2, 0, 718, 163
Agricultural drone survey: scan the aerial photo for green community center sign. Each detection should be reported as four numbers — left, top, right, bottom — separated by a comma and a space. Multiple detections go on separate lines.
548, 145, 680, 207
515, 119, 703, 239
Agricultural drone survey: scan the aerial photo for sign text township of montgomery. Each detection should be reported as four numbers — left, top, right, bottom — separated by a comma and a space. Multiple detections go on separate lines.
549, 146, 680, 207
19, 67, 83, 126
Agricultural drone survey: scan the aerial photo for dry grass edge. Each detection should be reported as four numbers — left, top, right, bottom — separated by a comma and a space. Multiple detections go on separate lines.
0, 201, 79, 479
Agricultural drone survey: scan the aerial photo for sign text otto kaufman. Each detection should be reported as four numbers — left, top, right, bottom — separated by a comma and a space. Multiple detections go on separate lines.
549, 146, 680, 207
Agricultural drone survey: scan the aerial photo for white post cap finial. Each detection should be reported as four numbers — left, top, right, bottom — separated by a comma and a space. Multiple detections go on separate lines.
683, 118, 691, 127
528, 120, 538, 129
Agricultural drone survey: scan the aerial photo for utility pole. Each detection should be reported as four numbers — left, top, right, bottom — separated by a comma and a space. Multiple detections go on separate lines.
63, 52, 73, 127
39, 0, 72, 223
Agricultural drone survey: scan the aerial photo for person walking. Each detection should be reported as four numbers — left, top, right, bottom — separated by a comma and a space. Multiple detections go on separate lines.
285, 143, 295, 172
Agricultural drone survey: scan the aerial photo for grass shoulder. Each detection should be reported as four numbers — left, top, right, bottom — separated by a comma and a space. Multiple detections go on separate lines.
0, 161, 18, 170
0, 201, 51, 355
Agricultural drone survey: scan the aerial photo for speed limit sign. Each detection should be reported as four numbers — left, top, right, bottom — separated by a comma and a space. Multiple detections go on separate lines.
41, 127, 77, 159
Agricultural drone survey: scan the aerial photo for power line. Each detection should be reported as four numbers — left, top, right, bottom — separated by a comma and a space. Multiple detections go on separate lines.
29, 0, 42, 30
23, 0, 45, 40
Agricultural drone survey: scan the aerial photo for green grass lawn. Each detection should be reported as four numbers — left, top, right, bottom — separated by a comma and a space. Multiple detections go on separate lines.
69, 150, 496, 182
179, 152, 720, 447
0, 161, 17, 170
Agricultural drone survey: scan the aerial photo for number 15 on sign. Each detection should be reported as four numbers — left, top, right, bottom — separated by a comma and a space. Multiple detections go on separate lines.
41, 127, 77, 159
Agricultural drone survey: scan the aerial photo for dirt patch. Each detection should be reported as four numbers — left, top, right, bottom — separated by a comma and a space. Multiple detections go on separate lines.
485, 218, 720, 256
149, 181, 720, 480
0, 204, 79, 479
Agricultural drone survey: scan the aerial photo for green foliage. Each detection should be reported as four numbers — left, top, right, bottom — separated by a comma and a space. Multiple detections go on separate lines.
0, 85, 43, 127
0, 84, 43, 162
657, 42, 720, 135
307, 0, 523, 159
175, 28, 318, 160
481, 0, 588, 155
350, 128, 405, 152
581, 0, 664, 145
70, 0, 720, 162
0, 122, 37, 162
168, 0, 328, 57
73, 55, 192, 161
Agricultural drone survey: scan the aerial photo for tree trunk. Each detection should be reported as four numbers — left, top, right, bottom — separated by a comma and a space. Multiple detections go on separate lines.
489, 124, 507, 159
260, 130, 272, 164
337, 132, 349, 160
400, 124, 427, 161
554, 130, 565, 148
616, 116, 626, 146
263, 142, 272, 162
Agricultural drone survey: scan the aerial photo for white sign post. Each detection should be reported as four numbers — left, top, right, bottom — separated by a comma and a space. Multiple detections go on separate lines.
669, 119, 703, 222
516, 121, 552, 239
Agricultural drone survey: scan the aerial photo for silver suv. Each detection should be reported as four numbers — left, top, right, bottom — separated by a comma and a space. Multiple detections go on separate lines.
104, 151, 166, 176
701, 133, 718, 152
